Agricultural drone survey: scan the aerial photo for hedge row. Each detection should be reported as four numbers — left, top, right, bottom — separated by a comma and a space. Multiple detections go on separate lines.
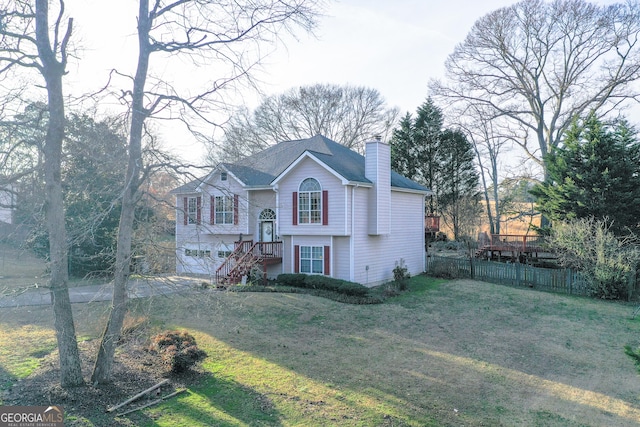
276, 273, 369, 297
231, 282, 384, 304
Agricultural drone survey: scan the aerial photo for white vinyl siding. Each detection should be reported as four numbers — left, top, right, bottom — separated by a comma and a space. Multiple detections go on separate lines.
332, 236, 351, 281
388, 190, 426, 278
365, 141, 391, 235
0, 186, 13, 224
278, 157, 346, 236
351, 188, 425, 286
175, 169, 249, 275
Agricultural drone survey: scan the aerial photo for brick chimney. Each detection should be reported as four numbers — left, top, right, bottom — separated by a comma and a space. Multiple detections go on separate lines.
365, 136, 391, 235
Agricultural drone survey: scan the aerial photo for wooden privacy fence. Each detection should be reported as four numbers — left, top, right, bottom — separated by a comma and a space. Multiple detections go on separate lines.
426, 255, 591, 296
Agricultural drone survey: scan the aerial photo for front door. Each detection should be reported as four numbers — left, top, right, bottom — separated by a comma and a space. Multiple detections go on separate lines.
259, 209, 276, 257
260, 221, 274, 243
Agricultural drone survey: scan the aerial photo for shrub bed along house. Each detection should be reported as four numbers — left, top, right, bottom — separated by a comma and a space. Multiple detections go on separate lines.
276, 273, 369, 297
232, 273, 416, 304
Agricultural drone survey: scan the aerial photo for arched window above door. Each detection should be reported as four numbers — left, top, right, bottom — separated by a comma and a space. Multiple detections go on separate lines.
259, 208, 276, 220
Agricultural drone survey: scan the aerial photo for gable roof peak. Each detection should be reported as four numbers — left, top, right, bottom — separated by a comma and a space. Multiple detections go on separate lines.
172, 134, 429, 194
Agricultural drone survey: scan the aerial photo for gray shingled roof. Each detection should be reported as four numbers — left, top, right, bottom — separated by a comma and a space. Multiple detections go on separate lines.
172, 135, 429, 193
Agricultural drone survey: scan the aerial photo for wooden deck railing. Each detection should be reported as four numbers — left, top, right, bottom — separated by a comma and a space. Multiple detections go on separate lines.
475, 234, 548, 259
425, 215, 440, 232
214, 240, 254, 283
486, 234, 546, 252
215, 241, 282, 284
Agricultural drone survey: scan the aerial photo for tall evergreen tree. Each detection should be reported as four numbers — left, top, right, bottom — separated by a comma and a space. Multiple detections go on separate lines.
391, 99, 480, 238
390, 98, 444, 213
531, 114, 640, 235
390, 113, 417, 178
63, 114, 128, 276
19, 112, 130, 277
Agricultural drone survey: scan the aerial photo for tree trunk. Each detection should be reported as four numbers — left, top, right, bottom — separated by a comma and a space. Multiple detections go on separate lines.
35, 0, 84, 388
491, 161, 501, 235
91, 0, 150, 384
539, 167, 551, 229
90, 194, 136, 383
475, 152, 496, 236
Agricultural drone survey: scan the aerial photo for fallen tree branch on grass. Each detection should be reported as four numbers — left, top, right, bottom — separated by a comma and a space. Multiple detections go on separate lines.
116, 388, 187, 417
106, 378, 170, 413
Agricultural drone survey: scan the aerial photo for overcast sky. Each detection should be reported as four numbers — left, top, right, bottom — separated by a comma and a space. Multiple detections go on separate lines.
259, 0, 522, 114
66, 0, 524, 111
62, 0, 623, 164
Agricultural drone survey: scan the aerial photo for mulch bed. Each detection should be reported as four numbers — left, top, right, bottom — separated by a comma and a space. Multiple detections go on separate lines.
3, 332, 203, 426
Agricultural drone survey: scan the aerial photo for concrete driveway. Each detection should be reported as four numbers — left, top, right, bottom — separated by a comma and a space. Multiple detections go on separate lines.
0, 276, 207, 308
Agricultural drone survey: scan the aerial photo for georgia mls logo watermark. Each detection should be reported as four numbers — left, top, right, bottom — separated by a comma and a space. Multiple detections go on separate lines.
0, 406, 64, 427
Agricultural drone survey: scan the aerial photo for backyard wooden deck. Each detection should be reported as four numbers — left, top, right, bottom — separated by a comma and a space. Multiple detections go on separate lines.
475, 234, 552, 263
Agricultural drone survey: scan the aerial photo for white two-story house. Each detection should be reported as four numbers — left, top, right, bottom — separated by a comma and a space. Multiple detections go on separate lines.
0, 184, 14, 225
172, 135, 430, 287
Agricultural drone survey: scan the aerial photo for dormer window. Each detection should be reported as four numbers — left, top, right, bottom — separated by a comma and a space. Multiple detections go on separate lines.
221, 172, 228, 181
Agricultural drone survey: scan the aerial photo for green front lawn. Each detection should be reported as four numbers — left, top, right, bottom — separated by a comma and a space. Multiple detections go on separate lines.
2, 275, 640, 426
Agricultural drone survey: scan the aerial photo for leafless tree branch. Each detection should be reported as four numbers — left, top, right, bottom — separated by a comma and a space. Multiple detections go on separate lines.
431, 0, 640, 180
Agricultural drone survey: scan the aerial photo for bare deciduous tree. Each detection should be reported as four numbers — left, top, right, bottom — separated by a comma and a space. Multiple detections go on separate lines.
91, 0, 323, 384
453, 103, 513, 235
431, 0, 640, 177
212, 83, 399, 162
0, 0, 83, 387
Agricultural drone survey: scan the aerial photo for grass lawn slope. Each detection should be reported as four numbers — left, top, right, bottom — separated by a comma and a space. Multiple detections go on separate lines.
1, 275, 640, 426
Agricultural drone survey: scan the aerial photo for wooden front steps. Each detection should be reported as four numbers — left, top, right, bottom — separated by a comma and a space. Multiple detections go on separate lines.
215, 240, 282, 285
